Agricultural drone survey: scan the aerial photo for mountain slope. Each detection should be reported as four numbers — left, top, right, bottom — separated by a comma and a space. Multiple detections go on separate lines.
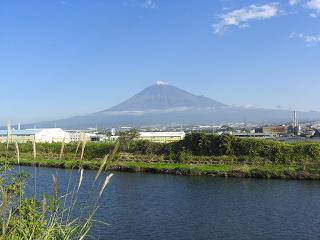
27, 83, 320, 129
105, 83, 227, 112
33, 107, 320, 129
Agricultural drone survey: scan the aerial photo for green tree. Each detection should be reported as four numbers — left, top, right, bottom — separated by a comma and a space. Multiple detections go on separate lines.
119, 129, 140, 151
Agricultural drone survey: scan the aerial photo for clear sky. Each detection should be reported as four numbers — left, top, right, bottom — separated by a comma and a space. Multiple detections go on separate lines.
0, 0, 320, 124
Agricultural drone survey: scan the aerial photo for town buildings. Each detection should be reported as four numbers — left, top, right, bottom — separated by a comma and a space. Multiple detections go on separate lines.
0, 128, 70, 143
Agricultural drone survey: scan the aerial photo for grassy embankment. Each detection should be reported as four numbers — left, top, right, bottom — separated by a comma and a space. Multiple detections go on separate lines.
2, 133, 320, 179
0, 157, 316, 180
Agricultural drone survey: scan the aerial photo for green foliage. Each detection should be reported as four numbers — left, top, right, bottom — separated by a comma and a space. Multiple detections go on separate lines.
127, 140, 165, 155
177, 150, 193, 163
82, 142, 116, 159
123, 133, 320, 166
118, 129, 140, 151
0, 142, 117, 161
2, 132, 320, 167
0, 167, 94, 239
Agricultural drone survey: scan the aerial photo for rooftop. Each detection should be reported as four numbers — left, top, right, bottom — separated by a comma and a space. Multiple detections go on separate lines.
139, 132, 186, 137
0, 129, 41, 136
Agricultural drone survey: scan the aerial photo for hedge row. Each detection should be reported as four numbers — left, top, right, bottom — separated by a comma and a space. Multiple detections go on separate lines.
1, 133, 320, 165
128, 133, 320, 164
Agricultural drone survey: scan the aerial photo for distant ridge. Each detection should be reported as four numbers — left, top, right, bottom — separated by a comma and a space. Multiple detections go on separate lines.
26, 83, 320, 129
104, 83, 227, 112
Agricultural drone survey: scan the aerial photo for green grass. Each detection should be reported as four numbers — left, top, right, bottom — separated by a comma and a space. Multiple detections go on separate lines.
110, 161, 301, 178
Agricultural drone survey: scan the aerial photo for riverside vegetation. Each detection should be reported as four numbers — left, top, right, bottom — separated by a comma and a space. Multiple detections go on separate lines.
0, 137, 115, 239
1, 134, 319, 240
2, 133, 320, 180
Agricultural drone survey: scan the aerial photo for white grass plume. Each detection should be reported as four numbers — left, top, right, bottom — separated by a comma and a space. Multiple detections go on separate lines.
77, 168, 84, 193
32, 137, 37, 159
95, 154, 109, 182
59, 137, 66, 160
15, 141, 20, 164
98, 173, 113, 198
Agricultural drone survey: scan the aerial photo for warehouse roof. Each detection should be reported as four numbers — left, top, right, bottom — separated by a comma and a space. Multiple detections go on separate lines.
314, 129, 320, 137
0, 129, 41, 136
139, 131, 186, 138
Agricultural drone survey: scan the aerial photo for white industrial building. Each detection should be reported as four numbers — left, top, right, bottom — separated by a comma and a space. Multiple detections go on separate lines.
33, 128, 71, 143
66, 130, 99, 142
139, 131, 186, 143
0, 128, 71, 143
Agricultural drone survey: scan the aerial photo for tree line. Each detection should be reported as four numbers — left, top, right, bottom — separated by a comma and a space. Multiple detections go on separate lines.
1, 133, 320, 165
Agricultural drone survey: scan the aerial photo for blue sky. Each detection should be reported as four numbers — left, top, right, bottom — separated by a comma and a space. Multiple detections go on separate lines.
0, 0, 320, 124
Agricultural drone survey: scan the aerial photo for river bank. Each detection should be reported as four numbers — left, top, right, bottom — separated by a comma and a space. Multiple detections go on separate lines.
2, 135, 320, 180
1, 157, 320, 180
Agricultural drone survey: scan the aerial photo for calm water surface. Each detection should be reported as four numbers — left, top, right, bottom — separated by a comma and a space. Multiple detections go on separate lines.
19, 166, 320, 240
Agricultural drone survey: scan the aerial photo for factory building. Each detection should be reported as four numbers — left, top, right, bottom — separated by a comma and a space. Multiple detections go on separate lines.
0, 128, 70, 143
261, 126, 289, 136
139, 131, 185, 143
67, 130, 99, 142
313, 129, 320, 138
232, 133, 273, 139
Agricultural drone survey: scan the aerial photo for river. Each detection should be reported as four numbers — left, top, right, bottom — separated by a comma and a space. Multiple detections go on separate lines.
19, 166, 320, 240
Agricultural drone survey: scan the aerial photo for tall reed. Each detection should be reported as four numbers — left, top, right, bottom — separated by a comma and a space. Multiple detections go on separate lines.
80, 137, 87, 161
75, 132, 85, 156
5, 122, 11, 161
59, 137, 65, 160
32, 137, 37, 159
0, 129, 117, 239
